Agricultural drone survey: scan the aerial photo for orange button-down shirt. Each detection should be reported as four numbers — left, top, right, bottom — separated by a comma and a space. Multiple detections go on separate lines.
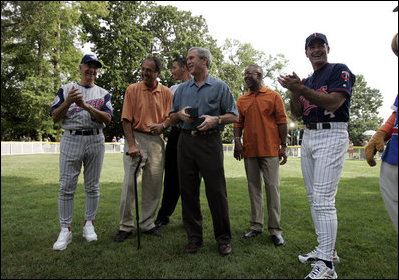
234, 86, 287, 158
121, 81, 173, 132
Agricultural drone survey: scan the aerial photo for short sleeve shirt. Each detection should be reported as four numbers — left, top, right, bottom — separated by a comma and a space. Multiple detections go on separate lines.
121, 81, 173, 132
234, 86, 287, 157
50, 82, 113, 130
301, 63, 355, 123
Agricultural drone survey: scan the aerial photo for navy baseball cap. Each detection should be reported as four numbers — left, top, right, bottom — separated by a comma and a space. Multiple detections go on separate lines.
305, 33, 328, 49
81, 54, 102, 68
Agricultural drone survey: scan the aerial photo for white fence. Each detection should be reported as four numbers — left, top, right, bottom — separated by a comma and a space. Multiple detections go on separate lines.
1, 141, 372, 160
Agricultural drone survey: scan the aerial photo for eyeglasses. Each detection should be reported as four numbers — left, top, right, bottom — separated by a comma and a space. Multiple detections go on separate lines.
244, 71, 261, 76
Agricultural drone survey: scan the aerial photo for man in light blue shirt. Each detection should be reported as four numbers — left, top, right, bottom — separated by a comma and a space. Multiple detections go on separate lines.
170, 47, 238, 256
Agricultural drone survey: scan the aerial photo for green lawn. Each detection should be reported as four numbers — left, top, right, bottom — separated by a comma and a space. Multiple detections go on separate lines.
1, 153, 397, 279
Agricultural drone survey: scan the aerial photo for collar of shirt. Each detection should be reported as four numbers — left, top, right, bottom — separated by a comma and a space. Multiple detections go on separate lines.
188, 74, 214, 88
141, 81, 162, 94
247, 85, 268, 96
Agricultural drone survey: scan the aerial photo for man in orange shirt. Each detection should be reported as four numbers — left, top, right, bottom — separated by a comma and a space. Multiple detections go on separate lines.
114, 56, 173, 242
234, 64, 288, 246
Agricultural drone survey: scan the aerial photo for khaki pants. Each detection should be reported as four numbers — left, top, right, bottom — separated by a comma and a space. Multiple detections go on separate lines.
118, 132, 165, 232
244, 157, 282, 235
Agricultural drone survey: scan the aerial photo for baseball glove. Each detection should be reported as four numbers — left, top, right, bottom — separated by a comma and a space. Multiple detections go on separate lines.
365, 130, 386, 166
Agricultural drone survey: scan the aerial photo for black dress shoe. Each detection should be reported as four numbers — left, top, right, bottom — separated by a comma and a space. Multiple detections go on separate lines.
143, 228, 163, 238
218, 243, 232, 256
155, 219, 169, 228
114, 230, 132, 242
242, 229, 261, 239
272, 234, 284, 246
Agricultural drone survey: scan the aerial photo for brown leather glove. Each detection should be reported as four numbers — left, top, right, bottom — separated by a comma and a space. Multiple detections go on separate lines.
365, 130, 386, 167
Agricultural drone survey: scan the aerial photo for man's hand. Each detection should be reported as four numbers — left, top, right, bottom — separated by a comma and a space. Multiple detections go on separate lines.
196, 115, 217, 131
66, 86, 83, 105
279, 147, 287, 165
234, 141, 244, 161
126, 145, 141, 158
177, 106, 193, 123
147, 123, 163, 135
277, 72, 302, 90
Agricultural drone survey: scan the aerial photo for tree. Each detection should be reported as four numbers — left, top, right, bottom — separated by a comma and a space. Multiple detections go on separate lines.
1, 1, 83, 141
80, 1, 221, 140
348, 74, 383, 145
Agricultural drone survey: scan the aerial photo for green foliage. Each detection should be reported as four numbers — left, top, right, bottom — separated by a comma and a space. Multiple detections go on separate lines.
348, 75, 384, 145
218, 39, 288, 100
1, 1, 83, 140
80, 1, 222, 140
0, 1, 385, 145
80, 1, 155, 140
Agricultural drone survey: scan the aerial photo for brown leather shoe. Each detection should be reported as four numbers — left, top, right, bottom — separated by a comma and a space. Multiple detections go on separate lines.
114, 230, 132, 242
184, 241, 204, 254
218, 243, 232, 256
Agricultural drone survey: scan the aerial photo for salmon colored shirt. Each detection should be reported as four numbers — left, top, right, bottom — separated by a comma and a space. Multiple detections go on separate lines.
121, 81, 173, 132
234, 86, 287, 158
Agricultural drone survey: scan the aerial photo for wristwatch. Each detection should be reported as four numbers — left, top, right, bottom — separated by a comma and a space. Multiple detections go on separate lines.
218, 116, 222, 125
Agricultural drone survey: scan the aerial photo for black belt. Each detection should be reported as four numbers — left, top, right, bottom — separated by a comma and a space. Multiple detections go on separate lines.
136, 130, 154, 135
306, 123, 331, 130
69, 129, 100, 135
171, 126, 181, 132
182, 129, 219, 136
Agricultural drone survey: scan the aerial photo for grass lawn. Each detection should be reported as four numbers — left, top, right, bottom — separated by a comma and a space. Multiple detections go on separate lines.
1, 153, 397, 279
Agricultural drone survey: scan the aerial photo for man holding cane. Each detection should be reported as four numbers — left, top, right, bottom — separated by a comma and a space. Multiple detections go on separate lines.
114, 56, 173, 242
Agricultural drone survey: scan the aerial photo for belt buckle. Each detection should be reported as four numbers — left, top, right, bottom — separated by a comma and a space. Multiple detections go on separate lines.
322, 123, 331, 129
191, 130, 198, 136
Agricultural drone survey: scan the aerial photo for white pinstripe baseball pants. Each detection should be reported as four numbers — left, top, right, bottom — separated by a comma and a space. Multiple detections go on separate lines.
58, 131, 105, 228
301, 123, 348, 262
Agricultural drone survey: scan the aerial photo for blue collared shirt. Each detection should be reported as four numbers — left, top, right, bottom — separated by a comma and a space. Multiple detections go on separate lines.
170, 74, 238, 131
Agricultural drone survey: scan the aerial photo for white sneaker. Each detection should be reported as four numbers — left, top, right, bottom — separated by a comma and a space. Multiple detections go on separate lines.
82, 220, 97, 242
53, 228, 72, 251
299, 249, 340, 263
305, 260, 338, 279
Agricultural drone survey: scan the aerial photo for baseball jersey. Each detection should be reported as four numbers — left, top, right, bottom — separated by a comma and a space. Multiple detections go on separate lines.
50, 82, 113, 130
381, 95, 398, 165
301, 63, 355, 123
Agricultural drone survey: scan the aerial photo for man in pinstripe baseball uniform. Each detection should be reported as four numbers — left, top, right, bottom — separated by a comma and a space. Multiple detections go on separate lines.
50, 54, 113, 251
278, 33, 355, 279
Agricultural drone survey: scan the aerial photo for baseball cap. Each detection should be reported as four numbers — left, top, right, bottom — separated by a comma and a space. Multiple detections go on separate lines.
305, 33, 328, 49
80, 54, 102, 68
